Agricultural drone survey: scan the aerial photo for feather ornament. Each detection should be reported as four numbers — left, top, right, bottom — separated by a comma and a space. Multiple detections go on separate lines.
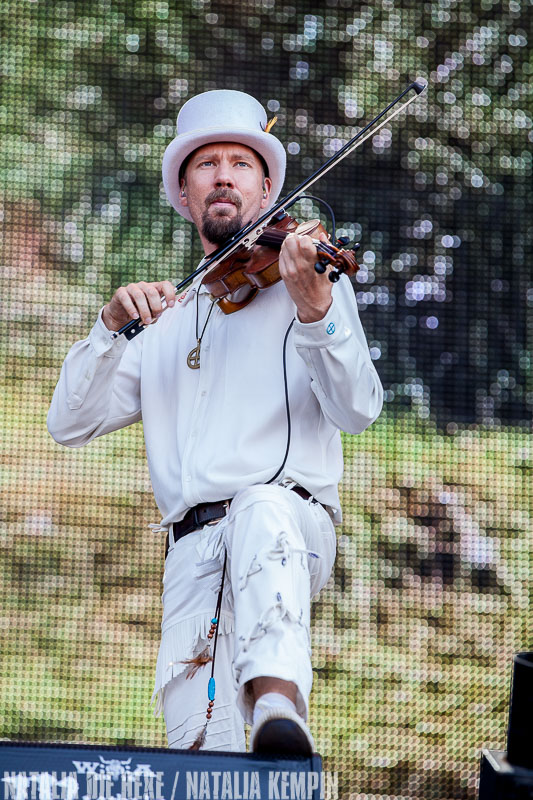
188, 725, 207, 751
181, 645, 213, 679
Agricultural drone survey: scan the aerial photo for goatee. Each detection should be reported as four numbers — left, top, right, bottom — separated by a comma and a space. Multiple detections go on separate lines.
201, 210, 244, 245
201, 189, 244, 245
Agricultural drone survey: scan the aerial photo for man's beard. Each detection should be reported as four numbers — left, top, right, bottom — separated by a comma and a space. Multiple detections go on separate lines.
201, 189, 245, 245
202, 210, 244, 245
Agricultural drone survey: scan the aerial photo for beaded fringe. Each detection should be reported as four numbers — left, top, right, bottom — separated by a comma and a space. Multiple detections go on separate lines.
151, 611, 234, 717
186, 550, 228, 750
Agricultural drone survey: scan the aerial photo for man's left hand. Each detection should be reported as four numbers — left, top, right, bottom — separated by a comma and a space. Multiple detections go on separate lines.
279, 232, 333, 323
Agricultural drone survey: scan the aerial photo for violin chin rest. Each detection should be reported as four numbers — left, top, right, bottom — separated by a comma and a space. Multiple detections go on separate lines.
218, 287, 259, 315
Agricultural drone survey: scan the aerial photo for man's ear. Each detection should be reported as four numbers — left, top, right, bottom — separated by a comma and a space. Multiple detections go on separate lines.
179, 180, 188, 206
260, 176, 273, 208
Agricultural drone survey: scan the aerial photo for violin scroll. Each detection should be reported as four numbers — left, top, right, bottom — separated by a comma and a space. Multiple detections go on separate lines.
313, 233, 361, 283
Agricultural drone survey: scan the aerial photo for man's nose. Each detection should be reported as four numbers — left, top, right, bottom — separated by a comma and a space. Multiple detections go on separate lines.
213, 162, 234, 187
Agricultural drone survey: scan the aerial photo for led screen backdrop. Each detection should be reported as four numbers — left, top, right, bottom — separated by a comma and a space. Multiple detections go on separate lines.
1, 1, 531, 798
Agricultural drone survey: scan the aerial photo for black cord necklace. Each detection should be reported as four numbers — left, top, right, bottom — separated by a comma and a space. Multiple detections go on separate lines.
187, 290, 217, 369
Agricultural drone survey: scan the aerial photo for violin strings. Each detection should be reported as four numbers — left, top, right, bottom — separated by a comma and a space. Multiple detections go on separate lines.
256, 229, 338, 258
256, 230, 286, 246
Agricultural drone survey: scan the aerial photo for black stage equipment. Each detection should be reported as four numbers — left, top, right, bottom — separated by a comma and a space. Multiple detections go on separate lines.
478, 652, 533, 799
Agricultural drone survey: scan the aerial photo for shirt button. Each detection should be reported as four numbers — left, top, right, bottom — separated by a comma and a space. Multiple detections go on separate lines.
184, 475, 191, 482
201, 390, 207, 397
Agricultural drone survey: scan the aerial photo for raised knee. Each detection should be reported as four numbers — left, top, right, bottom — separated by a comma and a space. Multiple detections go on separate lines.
230, 484, 290, 517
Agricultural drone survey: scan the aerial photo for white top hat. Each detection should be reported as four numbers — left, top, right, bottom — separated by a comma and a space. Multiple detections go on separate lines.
162, 90, 287, 222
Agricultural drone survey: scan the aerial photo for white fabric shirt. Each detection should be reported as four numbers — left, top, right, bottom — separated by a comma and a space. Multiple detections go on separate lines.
47, 272, 383, 525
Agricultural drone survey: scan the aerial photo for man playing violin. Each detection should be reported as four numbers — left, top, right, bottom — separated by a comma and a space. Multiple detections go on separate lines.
48, 90, 383, 754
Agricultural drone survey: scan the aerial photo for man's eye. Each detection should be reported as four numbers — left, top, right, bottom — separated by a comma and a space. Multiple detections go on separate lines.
237, 161, 250, 167
200, 161, 213, 167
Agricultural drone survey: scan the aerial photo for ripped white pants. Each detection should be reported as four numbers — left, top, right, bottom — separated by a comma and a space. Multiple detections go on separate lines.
153, 484, 337, 751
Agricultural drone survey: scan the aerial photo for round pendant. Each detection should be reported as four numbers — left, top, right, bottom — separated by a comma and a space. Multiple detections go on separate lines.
187, 344, 201, 369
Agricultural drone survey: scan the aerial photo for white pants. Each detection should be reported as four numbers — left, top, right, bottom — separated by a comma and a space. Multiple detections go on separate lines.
154, 484, 337, 751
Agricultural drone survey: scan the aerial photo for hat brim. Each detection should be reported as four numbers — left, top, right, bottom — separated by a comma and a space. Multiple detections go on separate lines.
162, 128, 286, 222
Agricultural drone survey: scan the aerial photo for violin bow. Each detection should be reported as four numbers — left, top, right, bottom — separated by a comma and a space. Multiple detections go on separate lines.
116, 80, 426, 340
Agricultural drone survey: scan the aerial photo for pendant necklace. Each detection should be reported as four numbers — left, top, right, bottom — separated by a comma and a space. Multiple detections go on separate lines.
187, 290, 217, 369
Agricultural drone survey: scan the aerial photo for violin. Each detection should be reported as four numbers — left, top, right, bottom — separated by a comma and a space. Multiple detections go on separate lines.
115, 81, 426, 340
202, 211, 360, 315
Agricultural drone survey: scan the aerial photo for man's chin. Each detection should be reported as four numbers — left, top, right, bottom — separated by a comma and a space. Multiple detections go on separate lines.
202, 211, 244, 246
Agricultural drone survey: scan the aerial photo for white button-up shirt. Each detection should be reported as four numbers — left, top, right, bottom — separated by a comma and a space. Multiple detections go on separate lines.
47, 273, 383, 525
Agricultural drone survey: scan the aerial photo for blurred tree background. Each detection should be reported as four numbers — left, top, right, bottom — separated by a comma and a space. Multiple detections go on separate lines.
1, 1, 531, 798
2, 0, 531, 423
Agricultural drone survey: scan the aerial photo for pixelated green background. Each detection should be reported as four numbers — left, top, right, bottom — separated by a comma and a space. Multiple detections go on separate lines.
1, 1, 531, 798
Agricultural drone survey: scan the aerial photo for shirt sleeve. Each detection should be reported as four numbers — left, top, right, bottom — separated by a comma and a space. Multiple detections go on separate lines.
47, 309, 143, 447
292, 275, 383, 435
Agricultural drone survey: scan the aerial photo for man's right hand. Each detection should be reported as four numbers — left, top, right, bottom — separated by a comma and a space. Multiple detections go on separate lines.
102, 280, 176, 331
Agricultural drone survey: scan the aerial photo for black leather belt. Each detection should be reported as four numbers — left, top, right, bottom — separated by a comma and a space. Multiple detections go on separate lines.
165, 500, 230, 558
164, 486, 316, 558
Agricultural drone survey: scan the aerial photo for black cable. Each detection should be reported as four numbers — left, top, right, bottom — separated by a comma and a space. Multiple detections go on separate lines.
266, 195, 339, 485
267, 318, 295, 484
210, 548, 227, 679
284, 194, 337, 243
